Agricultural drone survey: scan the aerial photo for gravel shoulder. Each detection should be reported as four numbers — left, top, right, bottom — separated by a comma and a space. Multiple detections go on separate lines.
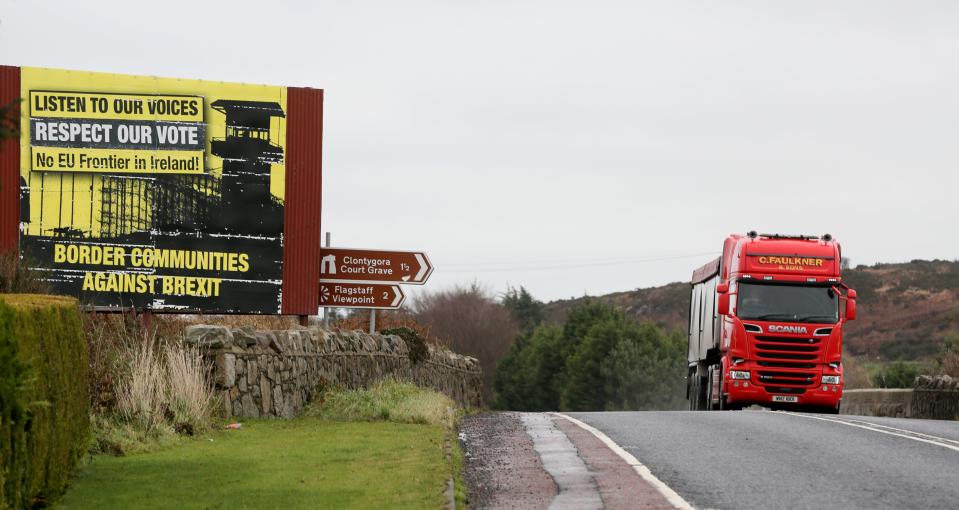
459, 412, 556, 509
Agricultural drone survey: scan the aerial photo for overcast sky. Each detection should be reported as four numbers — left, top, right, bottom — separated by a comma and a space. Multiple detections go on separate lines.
2, 1, 957, 303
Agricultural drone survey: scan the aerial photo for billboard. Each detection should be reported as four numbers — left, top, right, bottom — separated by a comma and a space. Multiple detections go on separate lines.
10, 67, 320, 314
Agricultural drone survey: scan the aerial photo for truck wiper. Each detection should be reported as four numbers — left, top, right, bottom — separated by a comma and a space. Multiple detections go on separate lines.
793, 315, 837, 323
749, 313, 797, 321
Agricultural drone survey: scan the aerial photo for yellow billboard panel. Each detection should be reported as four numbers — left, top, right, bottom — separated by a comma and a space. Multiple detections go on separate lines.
19, 67, 290, 314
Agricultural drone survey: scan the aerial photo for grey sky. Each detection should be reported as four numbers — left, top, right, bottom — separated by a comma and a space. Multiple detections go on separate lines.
2, 1, 957, 302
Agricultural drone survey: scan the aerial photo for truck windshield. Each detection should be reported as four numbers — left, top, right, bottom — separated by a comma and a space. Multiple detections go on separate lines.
737, 282, 838, 324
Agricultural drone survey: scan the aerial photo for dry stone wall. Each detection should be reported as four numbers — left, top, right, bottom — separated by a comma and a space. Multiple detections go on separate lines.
185, 325, 484, 419
912, 375, 959, 420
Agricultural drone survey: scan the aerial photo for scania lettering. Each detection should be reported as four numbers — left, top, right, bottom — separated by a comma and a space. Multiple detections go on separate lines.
686, 232, 857, 413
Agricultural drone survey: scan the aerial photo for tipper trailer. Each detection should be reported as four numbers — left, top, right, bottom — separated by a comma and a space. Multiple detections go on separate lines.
687, 232, 857, 413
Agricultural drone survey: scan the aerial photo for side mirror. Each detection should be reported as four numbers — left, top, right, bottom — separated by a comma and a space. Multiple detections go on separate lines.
716, 283, 730, 316
846, 289, 857, 300
717, 293, 730, 316
845, 298, 857, 321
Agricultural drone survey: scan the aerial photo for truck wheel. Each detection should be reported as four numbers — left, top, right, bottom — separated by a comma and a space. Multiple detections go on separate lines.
687, 372, 697, 411
697, 376, 709, 411
691, 376, 706, 411
706, 367, 716, 410
718, 375, 732, 411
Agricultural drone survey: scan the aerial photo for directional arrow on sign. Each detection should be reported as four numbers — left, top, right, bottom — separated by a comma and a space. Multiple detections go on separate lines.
319, 248, 433, 285
319, 283, 405, 310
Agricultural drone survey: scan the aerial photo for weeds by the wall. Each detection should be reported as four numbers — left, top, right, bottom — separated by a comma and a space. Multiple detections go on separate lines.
164, 342, 217, 435
304, 377, 456, 429
89, 318, 218, 455
115, 337, 168, 433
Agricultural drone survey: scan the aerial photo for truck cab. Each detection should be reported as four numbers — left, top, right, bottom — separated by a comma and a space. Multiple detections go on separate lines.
688, 232, 857, 413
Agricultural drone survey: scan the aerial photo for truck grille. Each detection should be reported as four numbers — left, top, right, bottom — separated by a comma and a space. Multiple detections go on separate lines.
752, 335, 822, 388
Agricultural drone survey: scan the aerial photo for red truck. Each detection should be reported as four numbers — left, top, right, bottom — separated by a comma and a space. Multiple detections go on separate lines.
687, 232, 857, 413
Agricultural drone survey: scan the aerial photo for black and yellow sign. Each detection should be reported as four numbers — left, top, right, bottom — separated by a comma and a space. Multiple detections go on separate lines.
19, 67, 289, 313
29, 91, 205, 173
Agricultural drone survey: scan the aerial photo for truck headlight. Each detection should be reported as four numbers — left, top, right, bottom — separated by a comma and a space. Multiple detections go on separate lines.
730, 370, 750, 380
822, 375, 840, 385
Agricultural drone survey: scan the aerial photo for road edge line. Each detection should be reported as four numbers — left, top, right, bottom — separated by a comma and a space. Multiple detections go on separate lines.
779, 412, 959, 453
551, 413, 695, 510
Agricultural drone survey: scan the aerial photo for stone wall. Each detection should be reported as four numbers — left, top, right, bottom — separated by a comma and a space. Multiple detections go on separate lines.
840, 389, 914, 418
841, 375, 959, 420
185, 325, 484, 419
912, 375, 959, 420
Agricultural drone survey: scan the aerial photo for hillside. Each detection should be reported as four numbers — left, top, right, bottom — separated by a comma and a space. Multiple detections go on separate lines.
544, 259, 959, 362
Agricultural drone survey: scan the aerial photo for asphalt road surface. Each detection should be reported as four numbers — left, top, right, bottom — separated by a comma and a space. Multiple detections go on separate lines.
568, 410, 959, 510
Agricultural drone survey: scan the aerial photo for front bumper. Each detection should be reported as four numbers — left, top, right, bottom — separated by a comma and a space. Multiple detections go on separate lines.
725, 378, 842, 408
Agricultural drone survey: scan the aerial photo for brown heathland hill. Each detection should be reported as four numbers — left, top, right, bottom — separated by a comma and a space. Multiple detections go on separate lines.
544, 259, 959, 361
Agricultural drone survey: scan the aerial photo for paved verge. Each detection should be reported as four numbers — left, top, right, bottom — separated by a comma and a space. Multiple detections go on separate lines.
459, 412, 675, 510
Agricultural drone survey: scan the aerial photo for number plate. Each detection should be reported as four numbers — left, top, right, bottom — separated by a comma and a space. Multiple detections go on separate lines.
771, 395, 798, 403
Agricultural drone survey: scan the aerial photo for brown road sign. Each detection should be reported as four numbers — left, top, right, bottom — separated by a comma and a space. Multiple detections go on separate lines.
319, 283, 405, 310
319, 247, 433, 285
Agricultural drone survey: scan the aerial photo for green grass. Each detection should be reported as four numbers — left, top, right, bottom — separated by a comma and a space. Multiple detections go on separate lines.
57, 418, 450, 510
59, 380, 467, 509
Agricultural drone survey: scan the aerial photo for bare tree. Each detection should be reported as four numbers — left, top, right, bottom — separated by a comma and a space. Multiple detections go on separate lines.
413, 283, 519, 398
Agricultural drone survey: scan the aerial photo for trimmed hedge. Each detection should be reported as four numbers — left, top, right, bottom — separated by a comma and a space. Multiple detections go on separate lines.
0, 294, 89, 509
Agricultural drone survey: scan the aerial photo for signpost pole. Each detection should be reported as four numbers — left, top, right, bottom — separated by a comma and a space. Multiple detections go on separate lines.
324, 232, 331, 327
370, 310, 376, 334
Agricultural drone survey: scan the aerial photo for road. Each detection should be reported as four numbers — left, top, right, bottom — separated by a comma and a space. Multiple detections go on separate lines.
567, 410, 959, 510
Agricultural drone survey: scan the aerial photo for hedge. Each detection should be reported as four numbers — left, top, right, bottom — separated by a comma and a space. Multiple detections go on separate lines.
0, 294, 89, 509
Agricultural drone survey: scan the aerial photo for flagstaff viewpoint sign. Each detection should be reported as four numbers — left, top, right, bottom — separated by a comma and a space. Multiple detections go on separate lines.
2, 67, 325, 314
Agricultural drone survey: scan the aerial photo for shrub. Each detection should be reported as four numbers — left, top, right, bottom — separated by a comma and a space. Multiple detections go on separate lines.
935, 332, 959, 377
380, 327, 429, 364
871, 361, 921, 388
493, 324, 565, 411
494, 299, 687, 412
0, 294, 90, 509
601, 324, 687, 411
0, 252, 51, 295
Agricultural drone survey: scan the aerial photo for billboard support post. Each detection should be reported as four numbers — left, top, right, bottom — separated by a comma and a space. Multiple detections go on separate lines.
141, 309, 153, 340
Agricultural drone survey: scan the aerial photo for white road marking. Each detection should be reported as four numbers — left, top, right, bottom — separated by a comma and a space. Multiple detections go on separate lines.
832, 416, 959, 447
552, 413, 695, 510
780, 412, 959, 453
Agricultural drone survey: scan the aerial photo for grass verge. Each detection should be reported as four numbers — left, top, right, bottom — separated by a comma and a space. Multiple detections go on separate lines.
305, 378, 468, 507
60, 379, 468, 509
